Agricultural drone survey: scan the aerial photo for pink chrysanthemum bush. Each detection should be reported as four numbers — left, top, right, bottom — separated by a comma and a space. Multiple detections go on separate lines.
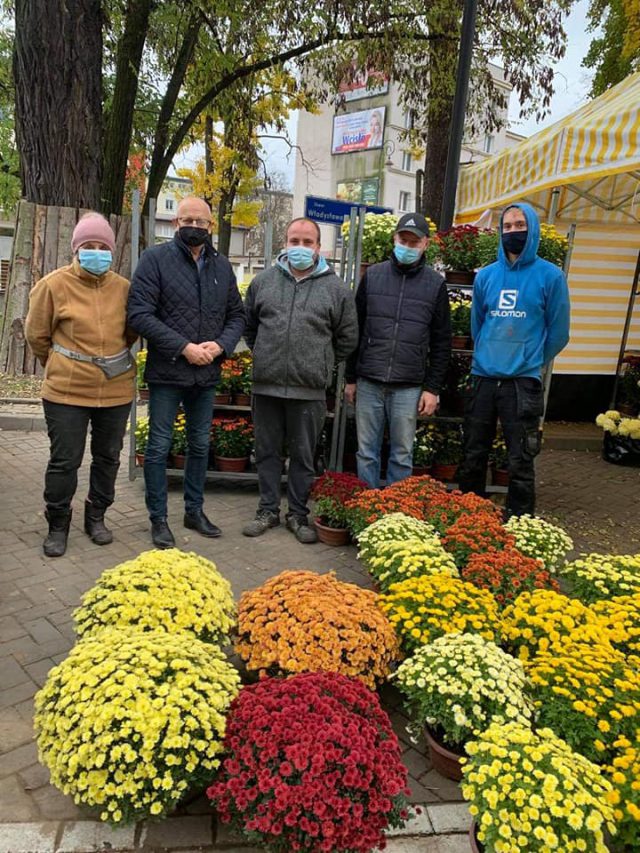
207, 672, 411, 852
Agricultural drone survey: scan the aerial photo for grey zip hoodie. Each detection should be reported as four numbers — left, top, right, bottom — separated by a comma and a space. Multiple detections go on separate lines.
244, 252, 358, 399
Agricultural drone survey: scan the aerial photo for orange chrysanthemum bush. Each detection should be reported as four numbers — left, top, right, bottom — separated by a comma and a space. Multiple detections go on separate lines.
441, 512, 515, 568
344, 489, 424, 537
462, 546, 560, 608
421, 490, 502, 536
384, 474, 447, 507
235, 571, 400, 688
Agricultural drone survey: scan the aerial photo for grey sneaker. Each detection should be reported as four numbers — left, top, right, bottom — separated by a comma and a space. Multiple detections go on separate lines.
242, 510, 280, 537
285, 514, 318, 544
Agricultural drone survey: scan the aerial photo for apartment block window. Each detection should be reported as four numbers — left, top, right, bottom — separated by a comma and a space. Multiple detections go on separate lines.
483, 133, 494, 154
403, 110, 414, 130
165, 198, 174, 211
401, 151, 412, 172
399, 191, 411, 212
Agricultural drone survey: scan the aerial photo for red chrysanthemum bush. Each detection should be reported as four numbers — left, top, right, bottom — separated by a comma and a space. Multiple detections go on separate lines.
310, 471, 368, 502
344, 489, 424, 537
462, 546, 560, 607
207, 673, 411, 852
442, 512, 515, 568
421, 490, 502, 535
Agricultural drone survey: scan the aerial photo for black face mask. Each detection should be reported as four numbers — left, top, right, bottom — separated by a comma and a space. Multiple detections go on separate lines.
502, 230, 528, 256
179, 226, 208, 247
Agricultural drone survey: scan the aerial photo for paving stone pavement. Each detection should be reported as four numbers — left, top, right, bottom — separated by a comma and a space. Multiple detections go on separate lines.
1, 428, 638, 852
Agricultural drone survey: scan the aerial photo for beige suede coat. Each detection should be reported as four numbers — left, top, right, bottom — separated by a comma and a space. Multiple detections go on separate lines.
25, 260, 137, 407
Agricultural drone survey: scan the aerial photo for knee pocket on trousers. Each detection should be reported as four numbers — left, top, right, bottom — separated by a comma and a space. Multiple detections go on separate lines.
521, 424, 542, 461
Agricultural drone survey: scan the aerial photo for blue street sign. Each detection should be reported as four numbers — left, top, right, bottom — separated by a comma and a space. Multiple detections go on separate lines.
304, 195, 393, 226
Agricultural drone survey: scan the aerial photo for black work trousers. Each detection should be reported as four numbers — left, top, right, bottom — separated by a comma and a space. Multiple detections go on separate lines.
457, 377, 543, 517
42, 400, 131, 513
252, 394, 326, 519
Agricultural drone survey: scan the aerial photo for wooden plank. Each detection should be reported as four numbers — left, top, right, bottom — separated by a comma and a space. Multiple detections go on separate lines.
0, 201, 36, 372
43, 204, 60, 276
56, 206, 77, 270
24, 204, 48, 374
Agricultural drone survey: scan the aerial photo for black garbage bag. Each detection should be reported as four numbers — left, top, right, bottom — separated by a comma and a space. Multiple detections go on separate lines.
602, 432, 640, 466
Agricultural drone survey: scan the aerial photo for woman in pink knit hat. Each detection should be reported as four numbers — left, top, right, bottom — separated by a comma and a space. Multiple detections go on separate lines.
25, 212, 138, 557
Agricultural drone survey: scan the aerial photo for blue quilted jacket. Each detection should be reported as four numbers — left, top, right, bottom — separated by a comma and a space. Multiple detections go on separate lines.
127, 235, 245, 386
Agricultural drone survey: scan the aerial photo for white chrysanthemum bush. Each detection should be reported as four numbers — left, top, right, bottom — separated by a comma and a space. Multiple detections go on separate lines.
393, 632, 534, 748
34, 629, 240, 824
74, 549, 236, 644
365, 536, 458, 591
357, 512, 437, 563
504, 514, 573, 572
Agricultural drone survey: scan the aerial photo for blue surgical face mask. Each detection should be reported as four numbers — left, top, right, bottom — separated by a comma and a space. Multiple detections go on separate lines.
78, 249, 113, 276
287, 246, 316, 270
393, 243, 422, 265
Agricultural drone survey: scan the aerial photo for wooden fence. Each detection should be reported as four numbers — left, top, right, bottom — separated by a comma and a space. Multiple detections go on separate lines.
0, 201, 132, 375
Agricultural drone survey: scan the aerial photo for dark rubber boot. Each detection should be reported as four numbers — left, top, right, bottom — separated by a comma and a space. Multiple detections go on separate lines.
43, 509, 72, 558
84, 500, 113, 545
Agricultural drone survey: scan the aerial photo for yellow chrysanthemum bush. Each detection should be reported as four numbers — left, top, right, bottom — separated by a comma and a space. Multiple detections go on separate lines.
592, 594, 640, 657
501, 589, 605, 661
235, 570, 400, 688
393, 633, 534, 750
379, 573, 501, 653
559, 553, 640, 603
365, 537, 458, 592
503, 514, 573, 572
605, 733, 640, 848
461, 722, 616, 852
73, 549, 236, 644
356, 512, 438, 564
526, 640, 640, 763
34, 629, 240, 824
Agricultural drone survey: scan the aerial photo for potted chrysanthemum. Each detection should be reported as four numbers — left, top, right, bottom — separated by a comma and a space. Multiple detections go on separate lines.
365, 536, 458, 592
394, 632, 534, 781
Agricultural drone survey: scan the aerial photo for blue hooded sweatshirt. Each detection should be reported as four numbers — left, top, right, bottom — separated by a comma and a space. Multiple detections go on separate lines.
471, 202, 570, 379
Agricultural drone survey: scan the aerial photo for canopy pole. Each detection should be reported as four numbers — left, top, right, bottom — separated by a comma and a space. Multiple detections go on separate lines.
548, 188, 560, 224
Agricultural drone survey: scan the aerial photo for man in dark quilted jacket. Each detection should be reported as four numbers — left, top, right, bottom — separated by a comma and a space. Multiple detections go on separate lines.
242, 217, 358, 543
344, 212, 451, 488
127, 197, 245, 548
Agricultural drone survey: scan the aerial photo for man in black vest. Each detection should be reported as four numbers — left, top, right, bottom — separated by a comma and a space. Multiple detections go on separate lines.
345, 213, 451, 488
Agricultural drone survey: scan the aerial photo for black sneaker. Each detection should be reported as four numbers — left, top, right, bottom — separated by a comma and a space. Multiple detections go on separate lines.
242, 511, 281, 537
285, 514, 318, 544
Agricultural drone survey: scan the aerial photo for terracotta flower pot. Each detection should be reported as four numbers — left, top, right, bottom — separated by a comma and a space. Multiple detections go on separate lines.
135, 453, 145, 466
234, 392, 251, 407
452, 335, 473, 350
412, 465, 433, 476
214, 392, 233, 405
138, 387, 149, 402
172, 454, 186, 470
445, 269, 476, 286
215, 454, 248, 472
425, 727, 464, 781
314, 518, 350, 546
431, 462, 458, 482
618, 403, 638, 416
492, 467, 509, 487
469, 822, 484, 853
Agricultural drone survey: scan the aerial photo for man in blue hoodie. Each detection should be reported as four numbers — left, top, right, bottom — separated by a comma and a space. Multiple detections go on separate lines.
242, 218, 358, 543
457, 203, 570, 516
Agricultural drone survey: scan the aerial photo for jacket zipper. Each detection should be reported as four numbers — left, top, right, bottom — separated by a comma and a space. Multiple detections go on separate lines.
386, 273, 406, 382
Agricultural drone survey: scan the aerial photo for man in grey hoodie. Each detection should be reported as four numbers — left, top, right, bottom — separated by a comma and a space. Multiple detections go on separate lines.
242, 218, 358, 543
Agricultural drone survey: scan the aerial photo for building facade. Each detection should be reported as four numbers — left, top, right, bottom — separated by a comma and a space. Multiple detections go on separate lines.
292, 64, 525, 250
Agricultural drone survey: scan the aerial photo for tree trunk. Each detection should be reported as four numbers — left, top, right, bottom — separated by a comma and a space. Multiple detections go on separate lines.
422, 95, 454, 227
13, 0, 103, 208
101, 0, 153, 216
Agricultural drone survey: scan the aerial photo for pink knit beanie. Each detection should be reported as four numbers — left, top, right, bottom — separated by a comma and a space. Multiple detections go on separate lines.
71, 214, 116, 254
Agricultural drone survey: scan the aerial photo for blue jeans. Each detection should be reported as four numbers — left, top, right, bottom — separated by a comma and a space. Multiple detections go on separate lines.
144, 384, 216, 521
355, 378, 422, 489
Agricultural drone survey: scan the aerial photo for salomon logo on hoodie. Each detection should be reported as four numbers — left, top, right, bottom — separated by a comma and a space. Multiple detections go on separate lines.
470, 202, 570, 379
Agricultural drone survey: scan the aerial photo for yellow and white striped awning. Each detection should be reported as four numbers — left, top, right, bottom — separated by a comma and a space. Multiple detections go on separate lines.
456, 72, 640, 226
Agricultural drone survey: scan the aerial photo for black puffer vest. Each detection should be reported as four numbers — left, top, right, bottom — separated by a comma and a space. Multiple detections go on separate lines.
356, 256, 445, 384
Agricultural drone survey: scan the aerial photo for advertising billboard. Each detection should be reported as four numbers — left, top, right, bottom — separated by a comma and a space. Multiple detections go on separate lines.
336, 178, 380, 205
331, 107, 386, 155
338, 68, 389, 102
